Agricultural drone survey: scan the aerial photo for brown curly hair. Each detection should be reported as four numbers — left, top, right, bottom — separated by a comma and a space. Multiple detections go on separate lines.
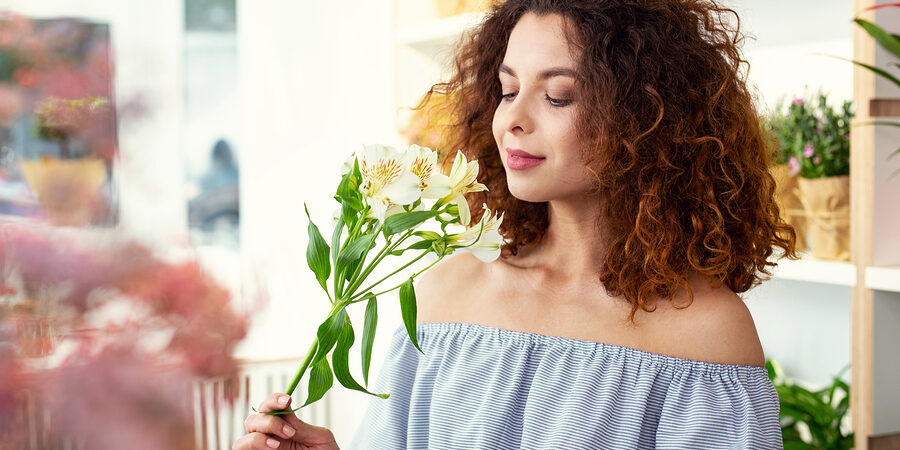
421, 0, 797, 319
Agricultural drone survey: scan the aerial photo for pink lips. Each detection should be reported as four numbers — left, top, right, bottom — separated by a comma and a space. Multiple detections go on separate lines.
506, 148, 546, 170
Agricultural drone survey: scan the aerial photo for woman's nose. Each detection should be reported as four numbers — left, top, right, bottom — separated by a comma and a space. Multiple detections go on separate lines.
502, 94, 534, 135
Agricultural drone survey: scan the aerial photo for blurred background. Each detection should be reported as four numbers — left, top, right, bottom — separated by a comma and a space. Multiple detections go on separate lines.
0, 0, 898, 449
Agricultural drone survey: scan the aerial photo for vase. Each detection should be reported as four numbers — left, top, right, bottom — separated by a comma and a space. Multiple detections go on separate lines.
797, 175, 850, 261
770, 164, 808, 252
19, 157, 107, 227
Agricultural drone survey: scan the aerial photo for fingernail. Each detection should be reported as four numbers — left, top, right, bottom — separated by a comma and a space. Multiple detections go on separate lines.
277, 395, 289, 407
283, 425, 295, 437
266, 437, 280, 448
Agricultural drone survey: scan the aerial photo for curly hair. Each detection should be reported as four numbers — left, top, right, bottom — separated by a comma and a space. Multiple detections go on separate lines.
421, 0, 797, 319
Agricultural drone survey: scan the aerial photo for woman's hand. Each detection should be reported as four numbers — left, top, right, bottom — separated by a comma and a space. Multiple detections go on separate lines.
233, 393, 339, 450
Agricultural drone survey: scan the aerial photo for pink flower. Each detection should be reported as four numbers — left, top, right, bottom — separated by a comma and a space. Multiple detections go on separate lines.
788, 156, 801, 176
803, 144, 815, 158
793, 98, 804, 105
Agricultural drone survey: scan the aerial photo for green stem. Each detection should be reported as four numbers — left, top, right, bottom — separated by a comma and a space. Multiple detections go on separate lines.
337, 208, 369, 297
342, 221, 384, 297
285, 338, 319, 396
349, 249, 435, 303
344, 228, 414, 298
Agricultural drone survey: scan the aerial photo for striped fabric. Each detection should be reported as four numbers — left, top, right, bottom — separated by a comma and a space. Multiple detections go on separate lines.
349, 322, 782, 449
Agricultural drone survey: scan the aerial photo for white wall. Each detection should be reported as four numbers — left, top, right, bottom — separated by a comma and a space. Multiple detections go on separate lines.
236, 0, 396, 444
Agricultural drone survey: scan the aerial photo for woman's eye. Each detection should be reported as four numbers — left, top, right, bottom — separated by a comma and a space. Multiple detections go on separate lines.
500, 92, 517, 101
546, 95, 572, 107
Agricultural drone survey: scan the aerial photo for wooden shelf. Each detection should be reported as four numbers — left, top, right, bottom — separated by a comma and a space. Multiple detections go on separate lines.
865, 266, 900, 292
770, 254, 857, 286
395, 12, 484, 52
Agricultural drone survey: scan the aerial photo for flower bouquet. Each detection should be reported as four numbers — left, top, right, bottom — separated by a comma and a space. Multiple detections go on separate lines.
277, 143, 503, 410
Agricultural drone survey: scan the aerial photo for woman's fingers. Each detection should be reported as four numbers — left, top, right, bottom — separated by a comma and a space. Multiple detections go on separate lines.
232, 432, 284, 449
243, 413, 295, 440
257, 393, 292, 413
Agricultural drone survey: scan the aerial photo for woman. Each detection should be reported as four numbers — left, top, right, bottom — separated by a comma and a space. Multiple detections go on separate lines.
235, 0, 795, 448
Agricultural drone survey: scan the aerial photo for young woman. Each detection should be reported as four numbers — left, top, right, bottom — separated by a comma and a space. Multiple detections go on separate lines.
235, 1, 795, 448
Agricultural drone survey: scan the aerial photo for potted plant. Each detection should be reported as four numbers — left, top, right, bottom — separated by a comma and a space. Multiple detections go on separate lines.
766, 359, 853, 449
0, 14, 118, 227
763, 111, 808, 252
773, 92, 853, 261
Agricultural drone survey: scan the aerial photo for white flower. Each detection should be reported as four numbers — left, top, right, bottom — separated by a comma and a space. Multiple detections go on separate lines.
359, 144, 421, 222
447, 204, 504, 263
439, 150, 488, 226
404, 144, 451, 199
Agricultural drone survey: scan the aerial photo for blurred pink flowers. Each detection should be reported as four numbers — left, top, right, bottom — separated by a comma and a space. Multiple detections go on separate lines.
0, 226, 253, 448
788, 156, 801, 177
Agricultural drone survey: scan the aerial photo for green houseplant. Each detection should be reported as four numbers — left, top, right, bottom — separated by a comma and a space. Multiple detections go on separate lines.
766, 359, 853, 449
769, 93, 853, 260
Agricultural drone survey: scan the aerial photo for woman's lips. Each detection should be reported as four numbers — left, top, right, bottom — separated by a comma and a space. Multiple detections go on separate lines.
506, 148, 546, 170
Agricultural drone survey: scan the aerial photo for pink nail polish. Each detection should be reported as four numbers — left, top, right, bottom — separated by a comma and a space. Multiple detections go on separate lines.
267, 437, 280, 448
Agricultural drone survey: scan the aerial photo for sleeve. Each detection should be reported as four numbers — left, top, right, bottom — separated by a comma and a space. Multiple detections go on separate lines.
654, 367, 783, 449
345, 327, 421, 450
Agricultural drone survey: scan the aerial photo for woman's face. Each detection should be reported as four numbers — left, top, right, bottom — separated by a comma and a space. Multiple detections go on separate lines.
492, 12, 594, 203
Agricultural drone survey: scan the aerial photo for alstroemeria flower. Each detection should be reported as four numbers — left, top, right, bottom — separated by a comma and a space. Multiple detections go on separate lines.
447, 204, 504, 263
359, 144, 421, 222
404, 144, 451, 199
439, 150, 488, 226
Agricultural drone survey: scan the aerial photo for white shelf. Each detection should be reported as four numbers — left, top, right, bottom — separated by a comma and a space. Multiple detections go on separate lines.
395, 12, 484, 51
865, 266, 900, 293
770, 254, 857, 286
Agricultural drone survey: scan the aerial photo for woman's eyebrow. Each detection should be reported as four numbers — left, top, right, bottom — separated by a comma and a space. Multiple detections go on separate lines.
499, 63, 576, 80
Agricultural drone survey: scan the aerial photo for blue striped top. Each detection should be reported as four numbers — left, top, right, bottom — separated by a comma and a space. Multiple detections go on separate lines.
349, 322, 782, 449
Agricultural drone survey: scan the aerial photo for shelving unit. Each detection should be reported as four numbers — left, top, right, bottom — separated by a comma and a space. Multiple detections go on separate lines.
394, 1, 899, 447
771, 255, 857, 286
865, 266, 900, 292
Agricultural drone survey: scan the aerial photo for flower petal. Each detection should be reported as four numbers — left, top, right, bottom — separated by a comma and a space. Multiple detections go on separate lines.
456, 193, 470, 226
380, 171, 422, 206
421, 174, 451, 199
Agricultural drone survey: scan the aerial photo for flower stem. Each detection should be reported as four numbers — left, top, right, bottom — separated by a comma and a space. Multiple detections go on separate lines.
344, 228, 414, 298
349, 249, 434, 303
286, 338, 319, 396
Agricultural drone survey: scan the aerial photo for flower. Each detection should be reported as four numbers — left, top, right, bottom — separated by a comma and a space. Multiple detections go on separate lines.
340, 153, 356, 175
439, 150, 488, 226
403, 144, 451, 199
793, 98, 804, 105
359, 144, 421, 222
803, 144, 815, 158
813, 155, 822, 164
788, 156, 800, 176
447, 204, 505, 262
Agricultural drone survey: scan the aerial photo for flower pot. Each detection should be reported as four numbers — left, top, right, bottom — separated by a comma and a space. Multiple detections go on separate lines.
19, 157, 107, 227
770, 164, 807, 252
797, 175, 850, 261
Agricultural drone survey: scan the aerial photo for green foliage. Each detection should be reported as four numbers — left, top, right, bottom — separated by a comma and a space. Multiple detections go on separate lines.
766, 359, 854, 449
768, 93, 854, 179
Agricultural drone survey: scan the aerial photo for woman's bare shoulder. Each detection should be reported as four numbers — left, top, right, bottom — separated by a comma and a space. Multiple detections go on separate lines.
643, 276, 766, 367
414, 252, 487, 324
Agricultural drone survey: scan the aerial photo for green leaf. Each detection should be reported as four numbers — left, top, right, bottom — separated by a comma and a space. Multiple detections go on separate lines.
331, 215, 344, 266
336, 170, 363, 211
406, 240, 435, 251
342, 202, 358, 230
332, 311, 389, 399
765, 359, 776, 381
383, 210, 441, 235
361, 294, 378, 386
337, 233, 376, 268
313, 307, 347, 364
302, 356, 333, 407
413, 231, 441, 240
844, 56, 900, 89
855, 18, 900, 60
399, 278, 423, 354
304, 204, 331, 292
